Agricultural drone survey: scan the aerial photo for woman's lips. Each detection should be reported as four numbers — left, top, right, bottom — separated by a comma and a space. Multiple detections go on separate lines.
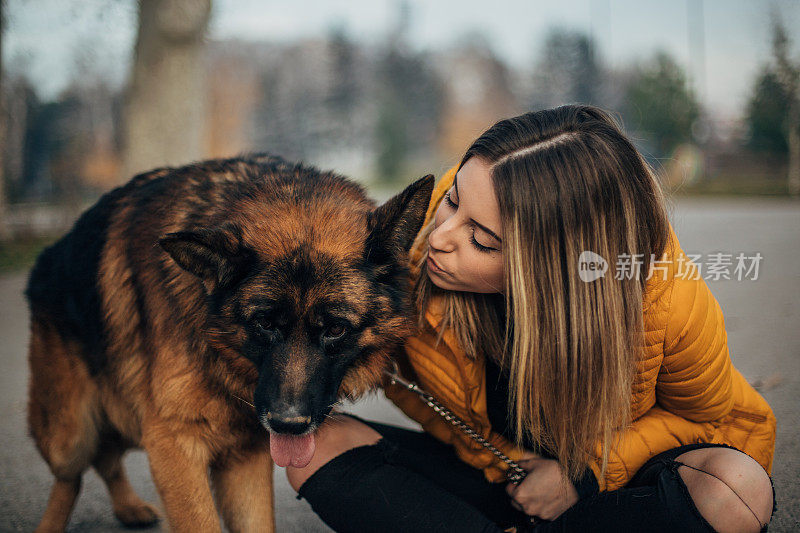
427, 254, 449, 274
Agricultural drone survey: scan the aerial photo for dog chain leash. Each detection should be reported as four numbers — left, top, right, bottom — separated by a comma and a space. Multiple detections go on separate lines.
383, 360, 528, 484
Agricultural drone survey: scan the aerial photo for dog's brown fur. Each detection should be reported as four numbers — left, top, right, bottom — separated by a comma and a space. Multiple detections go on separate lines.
25, 154, 433, 532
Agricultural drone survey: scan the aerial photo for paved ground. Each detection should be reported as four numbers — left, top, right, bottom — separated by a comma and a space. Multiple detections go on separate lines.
1, 196, 798, 532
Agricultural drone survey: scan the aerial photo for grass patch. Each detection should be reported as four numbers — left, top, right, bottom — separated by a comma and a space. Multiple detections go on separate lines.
669, 177, 794, 197
0, 236, 59, 275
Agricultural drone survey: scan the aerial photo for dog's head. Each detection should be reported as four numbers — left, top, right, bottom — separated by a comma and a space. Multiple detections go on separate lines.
159, 170, 433, 467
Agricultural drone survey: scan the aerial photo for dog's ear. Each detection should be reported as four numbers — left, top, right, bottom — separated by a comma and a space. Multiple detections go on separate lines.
159, 224, 251, 292
365, 174, 434, 264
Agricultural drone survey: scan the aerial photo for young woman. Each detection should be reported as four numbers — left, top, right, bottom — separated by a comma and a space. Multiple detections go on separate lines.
285, 105, 777, 532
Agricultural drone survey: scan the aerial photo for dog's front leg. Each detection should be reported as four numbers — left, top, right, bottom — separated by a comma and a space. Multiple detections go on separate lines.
210, 444, 275, 533
142, 422, 221, 533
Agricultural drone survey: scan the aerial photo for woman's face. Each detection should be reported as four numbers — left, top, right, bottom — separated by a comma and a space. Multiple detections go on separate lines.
426, 156, 504, 294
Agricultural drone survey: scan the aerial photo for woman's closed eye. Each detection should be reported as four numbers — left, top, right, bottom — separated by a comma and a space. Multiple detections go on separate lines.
469, 228, 495, 253
444, 189, 458, 209
443, 190, 497, 253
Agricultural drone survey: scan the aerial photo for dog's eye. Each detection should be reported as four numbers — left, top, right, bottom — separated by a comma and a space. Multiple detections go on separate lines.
323, 324, 347, 340
253, 313, 275, 333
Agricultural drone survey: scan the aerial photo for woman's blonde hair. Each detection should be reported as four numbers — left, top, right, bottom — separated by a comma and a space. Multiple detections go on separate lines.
412, 104, 672, 482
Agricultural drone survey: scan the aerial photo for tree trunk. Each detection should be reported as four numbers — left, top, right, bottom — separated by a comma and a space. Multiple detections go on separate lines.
770, 14, 800, 198
121, 0, 212, 179
788, 107, 800, 197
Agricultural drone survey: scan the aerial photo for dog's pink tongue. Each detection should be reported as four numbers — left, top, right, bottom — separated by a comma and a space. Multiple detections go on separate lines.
270, 433, 316, 468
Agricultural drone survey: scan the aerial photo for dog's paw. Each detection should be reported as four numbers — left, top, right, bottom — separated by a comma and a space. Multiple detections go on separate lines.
113, 500, 161, 528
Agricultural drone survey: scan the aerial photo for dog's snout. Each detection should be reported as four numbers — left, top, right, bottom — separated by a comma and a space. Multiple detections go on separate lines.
265, 411, 313, 434
261, 400, 314, 434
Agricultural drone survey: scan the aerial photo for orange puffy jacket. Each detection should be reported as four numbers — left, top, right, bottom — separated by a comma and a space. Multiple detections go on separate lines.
383, 164, 776, 492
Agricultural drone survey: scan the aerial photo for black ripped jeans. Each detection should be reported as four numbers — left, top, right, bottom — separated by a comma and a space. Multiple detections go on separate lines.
295, 413, 776, 533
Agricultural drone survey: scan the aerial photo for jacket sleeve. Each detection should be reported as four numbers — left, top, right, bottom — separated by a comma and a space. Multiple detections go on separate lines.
656, 243, 734, 421
586, 234, 736, 492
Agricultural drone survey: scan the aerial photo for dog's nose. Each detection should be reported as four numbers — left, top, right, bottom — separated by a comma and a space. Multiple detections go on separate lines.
261, 399, 315, 434
264, 411, 313, 434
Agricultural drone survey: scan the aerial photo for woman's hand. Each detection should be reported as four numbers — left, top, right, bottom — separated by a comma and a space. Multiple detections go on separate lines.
505, 453, 579, 521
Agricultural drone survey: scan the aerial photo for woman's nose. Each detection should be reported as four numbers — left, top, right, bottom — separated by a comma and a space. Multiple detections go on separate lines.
428, 215, 457, 253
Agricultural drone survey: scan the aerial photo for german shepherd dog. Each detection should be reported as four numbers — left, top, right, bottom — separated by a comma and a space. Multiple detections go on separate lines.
25, 153, 433, 532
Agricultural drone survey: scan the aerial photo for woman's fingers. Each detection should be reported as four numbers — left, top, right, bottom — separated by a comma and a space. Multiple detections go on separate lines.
505, 482, 517, 497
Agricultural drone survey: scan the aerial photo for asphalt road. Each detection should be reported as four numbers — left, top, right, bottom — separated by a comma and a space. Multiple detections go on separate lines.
1, 196, 798, 532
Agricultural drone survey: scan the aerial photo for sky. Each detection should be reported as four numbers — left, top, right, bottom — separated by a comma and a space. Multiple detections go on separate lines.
4, 0, 800, 119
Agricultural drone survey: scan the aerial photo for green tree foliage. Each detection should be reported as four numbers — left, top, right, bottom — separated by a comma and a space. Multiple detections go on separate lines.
625, 51, 701, 156
375, 95, 407, 184
373, 45, 442, 184
746, 67, 790, 154
766, 12, 800, 196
